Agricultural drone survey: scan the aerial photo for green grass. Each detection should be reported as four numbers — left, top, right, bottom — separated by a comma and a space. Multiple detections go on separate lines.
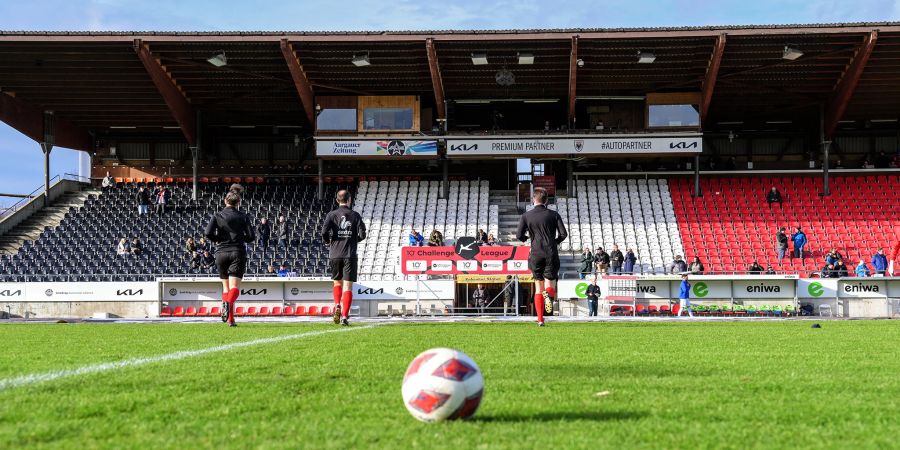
1, 321, 899, 449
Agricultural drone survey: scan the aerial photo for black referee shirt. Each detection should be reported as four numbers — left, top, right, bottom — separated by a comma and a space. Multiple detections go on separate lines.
516, 204, 568, 257
321, 205, 367, 259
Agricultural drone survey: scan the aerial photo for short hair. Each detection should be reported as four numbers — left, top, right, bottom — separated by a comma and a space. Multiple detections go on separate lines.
336, 189, 350, 204
532, 187, 548, 204
225, 183, 243, 207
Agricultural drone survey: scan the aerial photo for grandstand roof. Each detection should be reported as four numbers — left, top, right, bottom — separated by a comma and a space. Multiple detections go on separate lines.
1, 23, 899, 149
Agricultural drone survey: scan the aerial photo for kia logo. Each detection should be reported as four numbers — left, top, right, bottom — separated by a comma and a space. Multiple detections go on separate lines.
116, 289, 144, 296
450, 144, 478, 152
0, 289, 21, 297
357, 288, 384, 295
241, 289, 268, 296
669, 141, 698, 149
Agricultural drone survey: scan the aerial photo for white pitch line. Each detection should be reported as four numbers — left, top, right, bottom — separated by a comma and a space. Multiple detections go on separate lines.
0, 325, 377, 392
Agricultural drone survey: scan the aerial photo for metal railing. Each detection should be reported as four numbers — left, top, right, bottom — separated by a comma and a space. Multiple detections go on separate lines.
0, 173, 90, 217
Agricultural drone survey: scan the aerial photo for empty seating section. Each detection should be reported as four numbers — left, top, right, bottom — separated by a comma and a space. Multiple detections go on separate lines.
0, 180, 351, 282
558, 179, 684, 273
670, 175, 900, 274
356, 180, 490, 280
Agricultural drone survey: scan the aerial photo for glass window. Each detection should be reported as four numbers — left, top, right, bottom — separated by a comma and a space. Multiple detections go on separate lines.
316, 109, 357, 131
363, 107, 414, 130
648, 104, 700, 128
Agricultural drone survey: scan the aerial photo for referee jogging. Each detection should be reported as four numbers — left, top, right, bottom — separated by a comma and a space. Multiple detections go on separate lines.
516, 187, 567, 326
204, 184, 255, 327
321, 189, 367, 326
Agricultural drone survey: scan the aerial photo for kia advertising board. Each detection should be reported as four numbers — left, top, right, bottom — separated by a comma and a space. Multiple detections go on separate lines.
162, 282, 283, 301
351, 280, 455, 300
446, 134, 702, 157
24, 282, 158, 302
0, 283, 25, 301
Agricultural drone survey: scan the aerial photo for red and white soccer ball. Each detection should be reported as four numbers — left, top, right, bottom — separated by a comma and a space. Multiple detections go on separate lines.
402, 348, 484, 422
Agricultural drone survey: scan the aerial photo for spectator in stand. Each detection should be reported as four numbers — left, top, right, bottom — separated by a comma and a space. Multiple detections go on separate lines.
265, 263, 277, 277
130, 238, 143, 256
623, 248, 637, 274
862, 158, 875, 169
502, 276, 514, 315
475, 229, 488, 244
689, 257, 704, 274
834, 259, 849, 277
101, 172, 114, 190
766, 187, 783, 208
747, 260, 764, 274
791, 227, 808, 260
116, 238, 129, 256
188, 250, 201, 270
257, 218, 271, 249
775, 227, 789, 264
276, 215, 290, 249
486, 234, 497, 246
184, 237, 196, 259
153, 185, 170, 216
200, 250, 215, 271
668, 255, 688, 274
408, 228, 425, 247
724, 156, 737, 171
822, 263, 837, 278
136, 187, 151, 216
609, 245, 624, 274
277, 264, 290, 277
855, 260, 871, 277
872, 248, 888, 276
875, 151, 892, 168
578, 247, 594, 279
586, 277, 601, 317
765, 265, 776, 275
825, 248, 843, 266
427, 230, 444, 247
594, 247, 610, 275
196, 237, 210, 254
834, 159, 845, 169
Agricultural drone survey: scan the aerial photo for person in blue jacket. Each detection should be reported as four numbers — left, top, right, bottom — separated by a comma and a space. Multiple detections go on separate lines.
855, 260, 871, 277
677, 274, 693, 317
871, 248, 888, 276
408, 228, 425, 247
791, 227, 808, 260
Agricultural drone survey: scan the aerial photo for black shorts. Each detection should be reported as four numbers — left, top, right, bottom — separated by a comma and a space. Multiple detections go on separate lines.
528, 254, 560, 281
329, 257, 358, 282
216, 251, 247, 279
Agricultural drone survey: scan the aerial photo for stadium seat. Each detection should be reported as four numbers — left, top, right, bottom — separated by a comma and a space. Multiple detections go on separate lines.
209, 306, 221, 317
271, 306, 282, 316
247, 306, 258, 316
173, 306, 185, 317
235, 306, 247, 317
307, 306, 319, 316
320, 306, 332, 317
198, 306, 209, 316
185, 306, 197, 316
283, 306, 294, 316
258, 306, 270, 316
160, 306, 173, 317
294, 306, 306, 316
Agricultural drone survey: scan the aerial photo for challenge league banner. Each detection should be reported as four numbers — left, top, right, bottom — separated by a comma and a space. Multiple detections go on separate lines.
401, 237, 531, 275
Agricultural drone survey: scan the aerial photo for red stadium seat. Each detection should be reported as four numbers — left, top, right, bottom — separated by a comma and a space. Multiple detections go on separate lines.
209, 306, 221, 317
223, 177, 232, 183
160, 306, 173, 317
173, 306, 185, 317
210, 177, 219, 183
165, 177, 174, 183
307, 306, 319, 316
271, 306, 282, 316
198, 306, 209, 316
254, 177, 264, 184
247, 306, 258, 316
114, 177, 124, 183
283, 306, 294, 316
320, 306, 332, 317
294, 306, 306, 316
258, 306, 270, 316
235, 306, 247, 316
200, 177, 210, 183
185, 306, 197, 316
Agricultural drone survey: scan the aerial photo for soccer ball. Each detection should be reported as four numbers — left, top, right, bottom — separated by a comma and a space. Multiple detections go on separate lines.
401, 348, 484, 422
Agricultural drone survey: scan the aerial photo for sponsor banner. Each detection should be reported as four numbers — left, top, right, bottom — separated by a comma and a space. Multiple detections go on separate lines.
400, 240, 531, 275
446, 134, 702, 156
457, 274, 534, 283
798, 279, 838, 299
686, 280, 731, 299
888, 279, 900, 298
732, 279, 795, 299
25, 282, 157, 302
316, 139, 438, 157
162, 282, 284, 301
838, 280, 887, 299
0, 283, 25, 301
636, 280, 671, 299
284, 281, 336, 301
351, 280, 455, 300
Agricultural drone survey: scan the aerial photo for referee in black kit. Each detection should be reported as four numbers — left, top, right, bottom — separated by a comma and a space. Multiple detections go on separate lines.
321, 189, 367, 326
516, 187, 567, 327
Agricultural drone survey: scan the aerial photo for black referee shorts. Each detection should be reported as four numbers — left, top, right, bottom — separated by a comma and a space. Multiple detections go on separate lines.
329, 257, 358, 282
216, 251, 247, 279
528, 254, 560, 281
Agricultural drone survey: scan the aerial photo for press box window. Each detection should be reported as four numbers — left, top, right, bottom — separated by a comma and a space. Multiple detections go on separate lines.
316, 109, 357, 131
648, 104, 699, 128
363, 107, 414, 130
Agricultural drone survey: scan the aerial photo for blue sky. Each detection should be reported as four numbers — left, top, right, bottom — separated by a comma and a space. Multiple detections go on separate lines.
1, 0, 899, 204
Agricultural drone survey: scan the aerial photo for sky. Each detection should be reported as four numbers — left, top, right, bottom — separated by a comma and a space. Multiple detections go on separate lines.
1, 0, 899, 205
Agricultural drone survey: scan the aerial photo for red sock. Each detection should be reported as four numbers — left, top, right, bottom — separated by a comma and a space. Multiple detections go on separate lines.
333, 286, 342, 306
534, 293, 544, 323
341, 291, 352, 319
545, 287, 556, 300
227, 288, 239, 323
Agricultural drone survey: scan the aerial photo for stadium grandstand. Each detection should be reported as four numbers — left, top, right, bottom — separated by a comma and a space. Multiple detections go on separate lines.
0, 23, 898, 318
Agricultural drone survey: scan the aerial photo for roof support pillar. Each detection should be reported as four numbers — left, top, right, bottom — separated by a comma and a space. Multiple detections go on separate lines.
133, 39, 197, 146
700, 34, 726, 125
825, 31, 878, 139
41, 111, 54, 207
280, 39, 317, 127
425, 38, 446, 121
567, 36, 578, 127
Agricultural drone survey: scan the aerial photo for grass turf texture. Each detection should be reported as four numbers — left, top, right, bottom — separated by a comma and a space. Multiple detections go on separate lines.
1, 321, 898, 449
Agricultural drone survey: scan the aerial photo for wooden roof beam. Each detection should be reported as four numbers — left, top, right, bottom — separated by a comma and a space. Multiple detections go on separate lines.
133, 39, 196, 146
700, 34, 726, 124
280, 39, 316, 126
825, 31, 878, 138
425, 38, 446, 119
0, 92, 92, 150
568, 36, 578, 126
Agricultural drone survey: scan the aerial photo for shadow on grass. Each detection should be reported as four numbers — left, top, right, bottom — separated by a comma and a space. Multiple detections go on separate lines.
474, 410, 646, 423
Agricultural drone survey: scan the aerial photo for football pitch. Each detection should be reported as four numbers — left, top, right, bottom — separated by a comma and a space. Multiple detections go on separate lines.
1, 320, 899, 449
